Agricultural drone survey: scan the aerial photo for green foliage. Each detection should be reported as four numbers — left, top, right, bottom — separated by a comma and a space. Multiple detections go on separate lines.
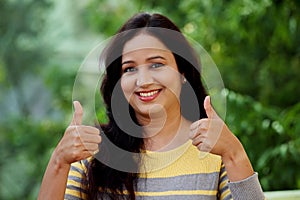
84, 0, 138, 35
147, 0, 300, 108
0, 0, 80, 199
83, 1, 300, 190
1, 0, 299, 199
73, 0, 300, 191
0, 0, 52, 85
0, 117, 63, 199
225, 89, 300, 191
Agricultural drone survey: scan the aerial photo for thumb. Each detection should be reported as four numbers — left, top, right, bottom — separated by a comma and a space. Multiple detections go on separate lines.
71, 101, 83, 125
204, 96, 217, 119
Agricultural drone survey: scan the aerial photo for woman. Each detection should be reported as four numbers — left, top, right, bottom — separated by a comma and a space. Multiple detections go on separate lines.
38, 13, 265, 200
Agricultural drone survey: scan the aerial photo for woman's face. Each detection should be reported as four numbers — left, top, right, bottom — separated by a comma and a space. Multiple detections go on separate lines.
121, 33, 183, 119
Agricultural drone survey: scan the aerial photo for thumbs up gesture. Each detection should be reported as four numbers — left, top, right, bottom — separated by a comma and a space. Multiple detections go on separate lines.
189, 96, 240, 157
54, 101, 102, 165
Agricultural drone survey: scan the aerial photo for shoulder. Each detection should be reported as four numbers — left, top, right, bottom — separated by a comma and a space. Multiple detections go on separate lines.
66, 159, 92, 199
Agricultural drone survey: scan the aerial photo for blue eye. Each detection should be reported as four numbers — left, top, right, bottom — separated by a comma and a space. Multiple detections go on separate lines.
123, 67, 136, 73
151, 63, 164, 68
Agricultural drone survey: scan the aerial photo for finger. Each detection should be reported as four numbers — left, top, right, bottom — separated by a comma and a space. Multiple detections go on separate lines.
191, 134, 206, 146
81, 143, 99, 152
70, 135, 100, 158
83, 145, 100, 157
75, 151, 93, 161
71, 101, 83, 126
80, 132, 102, 144
198, 142, 213, 152
189, 119, 209, 139
190, 119, 209, 131
190, 127, 206, 139
74, 126, 101, 142
204, 96, 218, 119
78, 126, 100, 135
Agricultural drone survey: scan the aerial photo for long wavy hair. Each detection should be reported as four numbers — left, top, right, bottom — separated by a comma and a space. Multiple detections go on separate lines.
85, 12, 207, 200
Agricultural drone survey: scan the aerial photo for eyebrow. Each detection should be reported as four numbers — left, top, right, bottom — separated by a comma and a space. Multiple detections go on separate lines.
121, 60, 134, 66
122, 56, 166, 66
146, 55, 166, 61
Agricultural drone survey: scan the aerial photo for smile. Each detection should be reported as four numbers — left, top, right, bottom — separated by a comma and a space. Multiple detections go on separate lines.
136, 89, 161, 101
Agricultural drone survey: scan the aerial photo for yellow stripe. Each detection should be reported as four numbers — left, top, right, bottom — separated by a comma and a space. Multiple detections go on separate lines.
135, 190, 218, 196
65, 188, 82, 198
69, 169, 83, 178
220, 189, 232, 199
80, 158, 91, 171
71, 158, 91, 173
72, 161, 84, 170
67, 179, 82, 187
219, 178, 227, 190
140, 143, 222, 178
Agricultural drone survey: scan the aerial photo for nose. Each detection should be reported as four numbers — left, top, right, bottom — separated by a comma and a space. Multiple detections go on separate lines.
136, 68, 154, 87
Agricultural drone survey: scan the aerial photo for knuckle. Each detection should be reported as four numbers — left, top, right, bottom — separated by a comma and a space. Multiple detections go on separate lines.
70, 151, 81, 161
73, 138, 83, 148
74, 133, 82, 141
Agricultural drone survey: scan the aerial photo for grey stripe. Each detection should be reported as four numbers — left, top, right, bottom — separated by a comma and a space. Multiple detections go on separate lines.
219, 173, 227, 183
222, 193, 233, 200
83, 193, 218, 200
219, 183, 230, 195
64, 193, 83, 200
68, 175, 88, 185
70, 164, 84, 174
218, 166, 232, 199
68, 175, 83, 183
81, 159, 89, 169
138, 172, 219, 192
136, 194, 217, 200
66, 184, 87, 193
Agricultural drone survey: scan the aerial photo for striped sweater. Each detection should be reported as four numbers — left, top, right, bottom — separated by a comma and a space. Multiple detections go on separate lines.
65, 140, 265, 200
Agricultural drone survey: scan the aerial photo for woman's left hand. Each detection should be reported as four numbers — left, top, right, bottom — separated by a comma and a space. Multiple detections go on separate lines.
189, 96, 240, 158
190, 96, 254, 181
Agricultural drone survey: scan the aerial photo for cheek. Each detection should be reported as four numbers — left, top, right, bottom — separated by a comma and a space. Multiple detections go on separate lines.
121, 76, 136, 100
160, 72, 182, 96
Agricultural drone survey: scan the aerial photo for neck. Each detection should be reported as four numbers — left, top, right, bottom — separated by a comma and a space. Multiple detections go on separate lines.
137, 108, 191, 151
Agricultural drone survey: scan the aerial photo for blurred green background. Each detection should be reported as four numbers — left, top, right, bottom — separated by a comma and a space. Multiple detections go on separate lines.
0, 0, 299, 199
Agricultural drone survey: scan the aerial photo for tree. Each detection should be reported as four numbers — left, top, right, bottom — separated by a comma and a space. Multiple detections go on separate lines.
84, 0, 300, 191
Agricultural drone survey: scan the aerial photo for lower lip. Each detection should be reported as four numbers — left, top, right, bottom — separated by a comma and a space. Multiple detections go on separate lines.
137, 91, 161, 102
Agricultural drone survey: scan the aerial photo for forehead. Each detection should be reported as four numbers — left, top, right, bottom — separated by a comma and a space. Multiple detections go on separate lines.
122, 33, 170, 56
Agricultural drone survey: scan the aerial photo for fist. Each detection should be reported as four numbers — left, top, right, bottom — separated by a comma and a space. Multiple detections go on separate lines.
55, 101, 102, 165
189, 96, 235, 157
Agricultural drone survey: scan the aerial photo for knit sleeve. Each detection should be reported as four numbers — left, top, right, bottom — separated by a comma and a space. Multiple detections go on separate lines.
64, 160, 89, 200
228, 172, 266, 200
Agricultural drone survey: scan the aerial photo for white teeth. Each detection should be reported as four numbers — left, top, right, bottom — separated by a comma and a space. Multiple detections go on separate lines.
139, 90, 159, 97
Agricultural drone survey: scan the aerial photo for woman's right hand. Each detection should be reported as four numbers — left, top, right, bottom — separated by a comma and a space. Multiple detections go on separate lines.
54, 101, 102, 166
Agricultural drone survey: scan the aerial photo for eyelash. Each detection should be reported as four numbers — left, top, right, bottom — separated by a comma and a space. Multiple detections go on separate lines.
151, 63, 164, 68
122, 62, 164, 73
123, 67, 136, 73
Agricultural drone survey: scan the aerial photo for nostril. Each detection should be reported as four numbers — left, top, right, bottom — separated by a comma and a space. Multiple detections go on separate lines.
136, 80, 154, 87
136, 77, 154, 87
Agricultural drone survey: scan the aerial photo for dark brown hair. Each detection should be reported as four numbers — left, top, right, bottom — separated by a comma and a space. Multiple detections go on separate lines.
85, 12, 207, 200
